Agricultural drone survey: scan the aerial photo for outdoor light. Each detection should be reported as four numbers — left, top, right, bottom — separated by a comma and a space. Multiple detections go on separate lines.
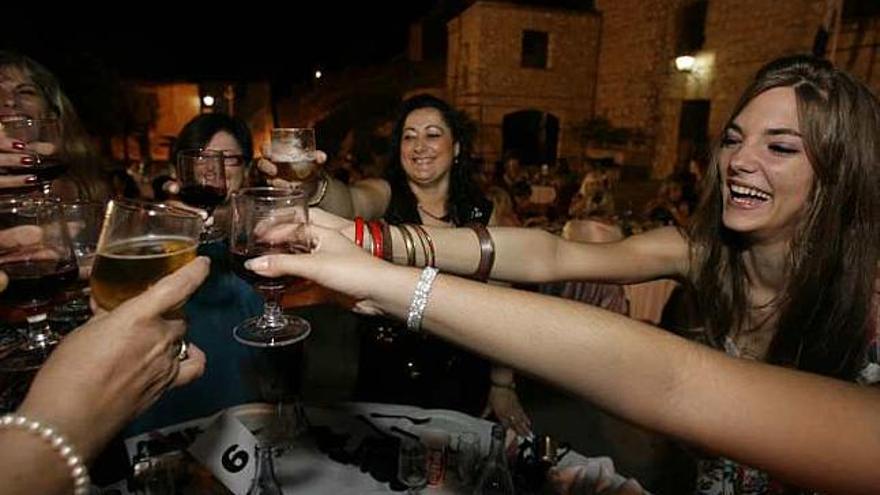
315, 70, 323, 79
675, 55, 696, 72
202, 95, 215, 107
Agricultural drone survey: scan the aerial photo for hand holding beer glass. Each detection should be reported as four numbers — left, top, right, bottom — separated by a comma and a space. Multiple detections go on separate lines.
267, 128, 320, 194
229, 187, 311, 347
90, 200, 202, 316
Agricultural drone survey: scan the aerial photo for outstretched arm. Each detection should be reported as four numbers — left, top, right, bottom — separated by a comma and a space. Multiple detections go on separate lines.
311, 209, 689, 284
248, 230, 880, 494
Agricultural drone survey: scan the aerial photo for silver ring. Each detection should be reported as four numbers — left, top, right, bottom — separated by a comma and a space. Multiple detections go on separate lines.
176, 341, 188, 361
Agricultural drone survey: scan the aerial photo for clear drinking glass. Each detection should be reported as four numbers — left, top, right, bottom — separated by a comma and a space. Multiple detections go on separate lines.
0, 197, 78, 372
398, 438, 428, 494
228, 187, 311, 347
269, 128, 319, 195
49, 200, 105, 332
0, 118, 65, 195
89, 199, 202, 313
176, 149, 227, 242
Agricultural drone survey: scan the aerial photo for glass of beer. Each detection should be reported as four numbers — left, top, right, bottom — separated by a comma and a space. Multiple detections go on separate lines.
90, 199, 202, 313
269, 128, 319, 195
0, 197, 78, 372
229, 187, 311, 347
0, 118, 65, 196
176, 149, 227, 242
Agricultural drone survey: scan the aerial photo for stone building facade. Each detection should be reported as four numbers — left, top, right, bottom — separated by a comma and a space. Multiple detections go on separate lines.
593, 0, 880, 177
446, 1, 600, 165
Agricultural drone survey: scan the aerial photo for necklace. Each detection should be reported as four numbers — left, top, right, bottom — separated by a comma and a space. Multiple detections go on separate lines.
417, 203, 449, 222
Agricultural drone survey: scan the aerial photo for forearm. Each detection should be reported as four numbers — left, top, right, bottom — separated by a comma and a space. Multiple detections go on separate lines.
0, 429, 74, 495
314, 176, 356, 218
369, 266, 880, 493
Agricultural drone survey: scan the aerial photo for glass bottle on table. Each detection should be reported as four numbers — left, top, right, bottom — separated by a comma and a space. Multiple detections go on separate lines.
473, 424, 515, 495
245, 444, 283, 495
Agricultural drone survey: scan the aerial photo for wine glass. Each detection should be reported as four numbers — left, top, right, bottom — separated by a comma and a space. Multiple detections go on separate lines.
49, 201, 105, 332
269, 128, 319, 195
0, 118, 65, 196
90, 199, 202, 314
176, 149, 227, 242
398, 438, 428, 494
228, 187, 312, 347
0, 197, 78, 372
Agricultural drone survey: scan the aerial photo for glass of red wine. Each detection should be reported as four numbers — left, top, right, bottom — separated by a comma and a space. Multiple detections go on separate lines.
0, 118, 65, 196
0, 197, 78, 372
229, 187, 311, 347
176, 149, 227, 242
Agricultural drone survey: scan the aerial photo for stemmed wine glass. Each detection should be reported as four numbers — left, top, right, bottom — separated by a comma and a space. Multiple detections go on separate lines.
0, 118, 65, 196
398, 438, 428, 494
0, 197, 78, 372
49, 201, 105, 332
229, 187, 311, 347
176, 149, 227, 242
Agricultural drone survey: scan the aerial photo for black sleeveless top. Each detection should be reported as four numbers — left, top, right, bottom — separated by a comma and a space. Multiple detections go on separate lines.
354, 187, 494, 415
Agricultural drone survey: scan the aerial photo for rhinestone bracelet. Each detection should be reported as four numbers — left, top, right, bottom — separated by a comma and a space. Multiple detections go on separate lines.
406, 267, 439, 332
1, 413, 91, 494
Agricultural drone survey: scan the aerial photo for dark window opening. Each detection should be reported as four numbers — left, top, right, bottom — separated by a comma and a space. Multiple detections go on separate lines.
521, 30, 549, 69
676, 0, 708, 54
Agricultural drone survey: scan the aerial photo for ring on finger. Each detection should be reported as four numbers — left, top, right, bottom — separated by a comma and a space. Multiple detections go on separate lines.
176, 340, 189, 361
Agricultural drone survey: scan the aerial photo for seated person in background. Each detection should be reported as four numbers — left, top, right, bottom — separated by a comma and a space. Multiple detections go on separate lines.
127, 113, 267, 435
643, 176, 690, 227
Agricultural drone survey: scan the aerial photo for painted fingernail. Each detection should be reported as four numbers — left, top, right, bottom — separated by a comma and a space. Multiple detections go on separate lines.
24, 175, 38, 184
20, 156, 34, 165
11, 141, 26, 151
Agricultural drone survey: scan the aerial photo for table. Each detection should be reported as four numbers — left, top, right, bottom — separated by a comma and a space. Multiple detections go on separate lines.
115, 402, 637, 494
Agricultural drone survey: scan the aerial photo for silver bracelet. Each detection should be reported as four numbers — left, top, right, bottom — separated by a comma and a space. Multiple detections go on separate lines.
406, 266, 439, 332
1, 413, 91, 494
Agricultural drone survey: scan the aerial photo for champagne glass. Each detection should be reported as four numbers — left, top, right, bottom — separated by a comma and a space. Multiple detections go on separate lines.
228, 187, 311, 347
398, 438, 428, 494
0, 197, 78, 372
49, 201, 105, 332
0, 118, 65, 196
269, 128, 319, 196
90, 199, 202, 313
176, 149, 227, 242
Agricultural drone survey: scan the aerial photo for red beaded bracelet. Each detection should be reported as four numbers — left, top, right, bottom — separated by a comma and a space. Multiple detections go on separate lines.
354, 217, 365, 248
368, 221, 384, 258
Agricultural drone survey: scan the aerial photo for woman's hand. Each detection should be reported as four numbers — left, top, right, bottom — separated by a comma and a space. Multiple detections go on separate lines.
548, 462, 645, 495
245, 223, 387, 315
16, 256, 210, 461
0, 131, 55, 190
256, 148, 327, 189
484, 386, 532, 437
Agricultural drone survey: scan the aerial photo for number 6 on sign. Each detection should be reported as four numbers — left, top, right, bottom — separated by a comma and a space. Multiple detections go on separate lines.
189, 412, 259, 495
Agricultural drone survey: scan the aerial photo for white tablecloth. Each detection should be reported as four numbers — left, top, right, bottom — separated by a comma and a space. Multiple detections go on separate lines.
119, 402, 638, 494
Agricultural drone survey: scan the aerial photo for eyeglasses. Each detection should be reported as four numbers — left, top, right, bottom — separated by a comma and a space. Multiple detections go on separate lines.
223, 154, 246, 167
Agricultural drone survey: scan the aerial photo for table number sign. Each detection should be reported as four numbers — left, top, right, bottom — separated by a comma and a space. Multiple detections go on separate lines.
188, 411, 258, 495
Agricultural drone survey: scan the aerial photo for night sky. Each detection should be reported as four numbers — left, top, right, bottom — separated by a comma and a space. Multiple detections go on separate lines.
2, 4, 436, 82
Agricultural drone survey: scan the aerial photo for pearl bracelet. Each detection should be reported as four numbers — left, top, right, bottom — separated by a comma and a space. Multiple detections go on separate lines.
406, 267, 439, 332
1, 413, 91, 494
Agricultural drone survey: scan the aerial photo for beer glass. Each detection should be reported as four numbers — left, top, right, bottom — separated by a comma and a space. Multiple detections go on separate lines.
90, 199, 202, 312
228, 187, 311, 347
0, 197, 78, 372
269, 128, 319, 196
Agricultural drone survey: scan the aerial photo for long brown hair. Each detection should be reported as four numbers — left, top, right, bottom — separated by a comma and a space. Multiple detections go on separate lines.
0, 51, 109, 201
687, 55, 880, 379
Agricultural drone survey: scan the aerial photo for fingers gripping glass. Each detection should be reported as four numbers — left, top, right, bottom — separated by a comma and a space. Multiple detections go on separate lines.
229, 187, 312, 347
0, 118, 65, 195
